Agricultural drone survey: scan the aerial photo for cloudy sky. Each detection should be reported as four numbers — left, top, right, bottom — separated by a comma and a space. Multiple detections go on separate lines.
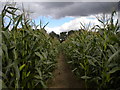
0, 2, 119, 34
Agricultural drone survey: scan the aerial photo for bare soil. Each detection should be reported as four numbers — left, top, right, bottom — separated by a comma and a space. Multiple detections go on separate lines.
47, 52, 85, 88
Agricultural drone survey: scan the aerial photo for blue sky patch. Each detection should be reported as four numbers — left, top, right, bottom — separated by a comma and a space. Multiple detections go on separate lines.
34, 16, 75, 28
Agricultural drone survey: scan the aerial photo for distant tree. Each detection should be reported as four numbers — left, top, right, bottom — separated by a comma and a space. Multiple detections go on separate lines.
59, 32, 67, 43
49, 31, 59, 39
68, 30, 75, 36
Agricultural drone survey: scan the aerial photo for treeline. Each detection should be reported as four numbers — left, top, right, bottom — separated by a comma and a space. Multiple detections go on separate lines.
49, 30, 80, 43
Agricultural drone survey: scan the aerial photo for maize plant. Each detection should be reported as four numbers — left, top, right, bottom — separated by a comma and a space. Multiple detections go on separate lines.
1, 4, 59, 89
63, 11, 120, 89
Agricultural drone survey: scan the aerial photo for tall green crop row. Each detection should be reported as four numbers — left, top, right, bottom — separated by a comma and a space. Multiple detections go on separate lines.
0, 7, 2, 90
63, 11, 120, 89
1, 4, 59, 88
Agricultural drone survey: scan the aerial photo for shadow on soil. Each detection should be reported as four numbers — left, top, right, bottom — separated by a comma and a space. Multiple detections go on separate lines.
47, 52, 85, 88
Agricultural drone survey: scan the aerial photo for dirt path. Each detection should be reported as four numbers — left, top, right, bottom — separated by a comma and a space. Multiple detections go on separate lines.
47, 52, 85, 88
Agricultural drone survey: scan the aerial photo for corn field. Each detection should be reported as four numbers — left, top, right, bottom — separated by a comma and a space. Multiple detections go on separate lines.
0, 3, 120, 90
63, 11, 120, 89
1, 4, 59, 88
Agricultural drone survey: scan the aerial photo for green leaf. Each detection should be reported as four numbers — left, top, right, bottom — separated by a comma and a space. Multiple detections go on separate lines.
43, 22, 49, 29
81, 76, 91, 79
67, 61, 73, 64
2, 44, 9, 60
107, 49, 120, 65
13, 63, 20, 88
5, 9, 16, 15
80, 63, 85, 70
19, 64, 26, 71
108, 63, 117, 68
42, 52, 47, 59
2, 31, 10, 43
109, 35, 120, 43
8, 7, 18, 10
34, 75, 42, 80
5, 62, 14, 69
45, 64, 55, 71
86, 55, 101, 66
1, 71, 7, 81
88, 59, 96, 66
36, 68, 42, 78
10, 72, 14, 77
45, 61, 53, 65
35, 52, 43, 59
27, 71, 31, 77
13, 15, 22, 30
40, 81, 47, 88
1, 80, 7, 88
72, 68, 77, 72
108, 45, 116, 53
108, 67, 120, 74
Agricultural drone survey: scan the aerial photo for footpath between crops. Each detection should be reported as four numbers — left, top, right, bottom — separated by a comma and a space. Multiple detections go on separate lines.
47, 52, 85, 88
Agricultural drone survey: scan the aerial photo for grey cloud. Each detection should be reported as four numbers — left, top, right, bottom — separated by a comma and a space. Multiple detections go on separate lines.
33, 2, 118, 18
0, 2, 119, 19
39, 2, 74, 8
50, 2, 118, 18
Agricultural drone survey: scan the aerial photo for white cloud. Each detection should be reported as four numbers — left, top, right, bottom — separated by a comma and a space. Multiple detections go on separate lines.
45, 12, 119, 34
45, 15, 101, 34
